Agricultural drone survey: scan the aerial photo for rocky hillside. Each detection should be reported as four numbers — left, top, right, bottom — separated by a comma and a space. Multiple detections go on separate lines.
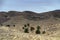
0, 10, 60, 40
0, 10, 60, 23
0, 10, 60, 33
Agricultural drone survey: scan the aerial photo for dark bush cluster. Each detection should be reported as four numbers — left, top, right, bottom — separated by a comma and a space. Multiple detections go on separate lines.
22, 24, 46, 34
22, 23, 30, 33
6, 24, 15, 27
24, 28, 29, 33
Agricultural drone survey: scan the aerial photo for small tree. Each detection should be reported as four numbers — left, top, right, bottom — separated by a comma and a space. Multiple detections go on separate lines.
24, 28, 29, 33
35, 25, 41, 34
35, 29, 40, 34
37, 26, 41, 29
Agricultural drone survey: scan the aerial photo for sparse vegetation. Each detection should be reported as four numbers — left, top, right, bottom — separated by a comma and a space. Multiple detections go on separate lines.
23, 24, 46, 34
13, 25, 15, 27
27, 23, 30, 26
24, 28, 29, 33
6, 25, 10, 27
22, 27, 24, 29
35, 25, 41, 34
42, 31, 46, 34
36, 29, 41, 34
23, 24, 42, 34
0, 24, 3, 26
23, 24, 29, 33
24, 24, 27, 27
37, 25, 41, 29
30, 27, 35, 31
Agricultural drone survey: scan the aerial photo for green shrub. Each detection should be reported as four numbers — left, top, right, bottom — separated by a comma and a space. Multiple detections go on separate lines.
24, 28, 29, 33
35, 29, 41, 34
37, 26, 41, 29
35, 25, 41, 34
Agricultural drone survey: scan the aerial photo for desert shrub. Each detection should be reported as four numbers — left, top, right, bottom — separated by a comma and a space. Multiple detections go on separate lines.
24, 24, 27, 27
24, 23, 30, 27
35, 25, 41, 34
13, 25, 15, 27
23, 24, 30, 33
30, 27, 35, 31
42, 31, 46, 34
37, 25, 41, 29
35, 29, 41, 34
6, 25, 10, 27
22, 27, 25, 29
27, 23, 30, 26
24, 28, 29, 33
0, 24, 3, 26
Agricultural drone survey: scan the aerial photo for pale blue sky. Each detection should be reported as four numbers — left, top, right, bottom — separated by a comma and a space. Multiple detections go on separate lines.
0, 0, 60, 12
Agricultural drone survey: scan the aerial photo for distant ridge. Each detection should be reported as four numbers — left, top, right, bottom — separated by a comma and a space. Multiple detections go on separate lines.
0, 10, 60, 24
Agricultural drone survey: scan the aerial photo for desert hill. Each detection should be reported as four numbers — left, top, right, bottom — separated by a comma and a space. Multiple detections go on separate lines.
0, 10, 60, 25
0, 10, 60, 23
0, 10, 60, 40
0, 10, 60, 32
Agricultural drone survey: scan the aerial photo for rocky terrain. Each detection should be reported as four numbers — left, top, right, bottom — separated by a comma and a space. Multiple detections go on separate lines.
0, 10, 60, 40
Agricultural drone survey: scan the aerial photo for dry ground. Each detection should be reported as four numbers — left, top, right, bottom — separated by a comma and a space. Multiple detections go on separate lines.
0, 26, 60, 40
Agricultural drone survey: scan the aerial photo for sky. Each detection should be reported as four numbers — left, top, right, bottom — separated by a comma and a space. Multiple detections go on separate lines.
0, 0, 60, 13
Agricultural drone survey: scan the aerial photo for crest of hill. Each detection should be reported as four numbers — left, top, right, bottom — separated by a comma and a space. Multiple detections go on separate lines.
0, 10, 60, 24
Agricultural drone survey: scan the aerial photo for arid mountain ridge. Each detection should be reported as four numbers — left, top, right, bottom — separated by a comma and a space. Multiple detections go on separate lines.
0, 10, 60, 24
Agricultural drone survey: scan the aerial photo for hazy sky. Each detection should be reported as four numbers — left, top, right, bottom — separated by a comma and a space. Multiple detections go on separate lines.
0, 0, 60, 12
